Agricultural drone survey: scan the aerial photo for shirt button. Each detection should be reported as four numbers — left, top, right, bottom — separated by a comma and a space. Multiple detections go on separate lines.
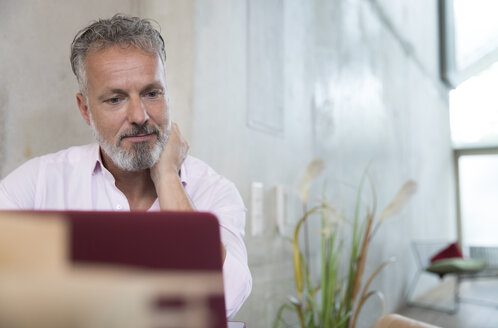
116, 204, 122, 210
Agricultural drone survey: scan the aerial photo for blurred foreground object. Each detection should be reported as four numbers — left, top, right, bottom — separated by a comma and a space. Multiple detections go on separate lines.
0, 211, 227, 328
373, 314, 439, 328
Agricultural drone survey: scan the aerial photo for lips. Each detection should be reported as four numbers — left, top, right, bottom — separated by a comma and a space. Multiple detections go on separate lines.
126, 133, 150, 138
122, 133, 155, 142
118, 124, 161, 145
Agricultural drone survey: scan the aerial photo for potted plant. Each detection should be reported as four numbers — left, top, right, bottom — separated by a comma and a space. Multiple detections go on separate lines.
274, 159, 417, 328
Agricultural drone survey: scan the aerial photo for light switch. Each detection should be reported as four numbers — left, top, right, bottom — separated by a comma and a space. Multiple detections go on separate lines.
275, 185, 287, 235
251, 182, 264, 236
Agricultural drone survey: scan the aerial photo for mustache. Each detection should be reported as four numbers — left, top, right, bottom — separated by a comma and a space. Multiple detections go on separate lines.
119, 124, 160, 141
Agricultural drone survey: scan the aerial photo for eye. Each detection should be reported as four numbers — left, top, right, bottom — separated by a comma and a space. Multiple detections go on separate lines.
146, 90, 161, 98
105, 97, 122, 105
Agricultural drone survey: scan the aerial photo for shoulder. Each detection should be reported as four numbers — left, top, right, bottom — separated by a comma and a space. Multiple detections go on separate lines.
182, 155, 234, 192
0, 144, 98, 209
2, 143, 97, 179
0, 144, 98, 173
183, 155, 220, 180
34, 143, 98, 167
0, 154, 43, 208
26, 143, 99, 183
182, 155, 245, 210
19, 143, 100, 177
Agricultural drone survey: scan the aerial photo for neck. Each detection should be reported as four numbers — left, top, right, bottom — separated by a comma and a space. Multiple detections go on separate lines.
100, 149, 157, 210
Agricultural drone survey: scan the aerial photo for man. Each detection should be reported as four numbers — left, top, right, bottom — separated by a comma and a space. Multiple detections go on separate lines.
0, 14, 251, 318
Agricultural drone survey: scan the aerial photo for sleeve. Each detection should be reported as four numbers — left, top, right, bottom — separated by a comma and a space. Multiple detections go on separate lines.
0, 158, 40, 209
208, 180, 252, 320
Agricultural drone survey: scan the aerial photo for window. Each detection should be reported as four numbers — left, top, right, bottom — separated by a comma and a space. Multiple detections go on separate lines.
458, 154, 498, 246
450, 63, 498, 148
443, 0, 498, 247
441, 0, 498, 87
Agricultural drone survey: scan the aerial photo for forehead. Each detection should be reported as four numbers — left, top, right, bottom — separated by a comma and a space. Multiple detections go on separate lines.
84, 46, 165, 89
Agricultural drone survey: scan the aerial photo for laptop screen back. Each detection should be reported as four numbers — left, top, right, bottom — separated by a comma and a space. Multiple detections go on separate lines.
0, 210, 228, 328
67, 211, 223, 271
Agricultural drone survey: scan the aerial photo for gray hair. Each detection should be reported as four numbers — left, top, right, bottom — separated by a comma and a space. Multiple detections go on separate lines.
70, 14, 166, 96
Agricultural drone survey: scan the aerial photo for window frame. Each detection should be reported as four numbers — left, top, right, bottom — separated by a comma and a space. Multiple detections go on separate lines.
440, 0, 498, 87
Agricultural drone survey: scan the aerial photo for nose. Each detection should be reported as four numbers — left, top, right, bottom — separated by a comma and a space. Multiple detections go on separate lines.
127, 95, 149, 125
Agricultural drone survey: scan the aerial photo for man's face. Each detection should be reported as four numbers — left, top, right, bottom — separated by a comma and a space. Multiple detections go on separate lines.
77, 46, 170, 171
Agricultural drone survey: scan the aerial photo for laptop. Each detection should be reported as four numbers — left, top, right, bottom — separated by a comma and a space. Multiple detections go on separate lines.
0, 210, 227, 328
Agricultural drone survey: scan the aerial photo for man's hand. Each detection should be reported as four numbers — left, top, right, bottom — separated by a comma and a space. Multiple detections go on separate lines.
151, 122, 193, 211
150, 122, 189, 185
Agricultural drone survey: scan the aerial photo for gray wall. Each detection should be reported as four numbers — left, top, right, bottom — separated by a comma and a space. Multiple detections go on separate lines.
0, 0, 456, 327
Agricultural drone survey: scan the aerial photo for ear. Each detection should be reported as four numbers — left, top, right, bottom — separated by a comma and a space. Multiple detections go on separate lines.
76, 93, 91, 126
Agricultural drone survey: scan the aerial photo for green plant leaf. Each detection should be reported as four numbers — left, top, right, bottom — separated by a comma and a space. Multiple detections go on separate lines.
272, 303, 296, 328
293, 205, 324, 299
343, 171, 368, 317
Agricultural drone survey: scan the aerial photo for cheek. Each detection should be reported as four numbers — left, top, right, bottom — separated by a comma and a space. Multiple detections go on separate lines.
93, 114, 123, 139
163, 111, 170, 125
150, 105, 170, 127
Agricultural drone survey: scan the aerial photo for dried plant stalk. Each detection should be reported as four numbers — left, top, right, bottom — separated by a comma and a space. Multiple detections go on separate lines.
379, 181, 417, 223
350, 209, 374, 307
350, 258, 394, 328
297, 159, 325, 204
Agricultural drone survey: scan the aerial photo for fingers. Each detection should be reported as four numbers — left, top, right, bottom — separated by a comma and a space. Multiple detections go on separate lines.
151, 122, 189, 184
169, 122, 189, 160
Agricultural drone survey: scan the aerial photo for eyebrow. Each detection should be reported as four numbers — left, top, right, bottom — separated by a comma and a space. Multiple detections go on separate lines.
140, 82, 165, 93
97, 89, 127, 102
97, 82, 164, 102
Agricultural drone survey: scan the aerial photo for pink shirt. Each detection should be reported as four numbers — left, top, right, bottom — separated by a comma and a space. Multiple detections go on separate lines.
0, 143, 251, 318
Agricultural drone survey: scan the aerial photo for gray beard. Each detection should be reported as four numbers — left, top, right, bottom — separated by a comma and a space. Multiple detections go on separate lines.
89, 115, 168, 171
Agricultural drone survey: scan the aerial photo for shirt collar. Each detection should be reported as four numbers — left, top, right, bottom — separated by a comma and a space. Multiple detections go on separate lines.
179, 159, 188, 187
90, 143, 103, 176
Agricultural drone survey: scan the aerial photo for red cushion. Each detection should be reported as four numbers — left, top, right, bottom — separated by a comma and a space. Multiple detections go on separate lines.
430, 242, 463, 263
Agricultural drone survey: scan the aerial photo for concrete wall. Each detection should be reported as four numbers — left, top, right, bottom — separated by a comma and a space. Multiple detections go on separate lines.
0, 0, 456, 327
0, 0, 139, 175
